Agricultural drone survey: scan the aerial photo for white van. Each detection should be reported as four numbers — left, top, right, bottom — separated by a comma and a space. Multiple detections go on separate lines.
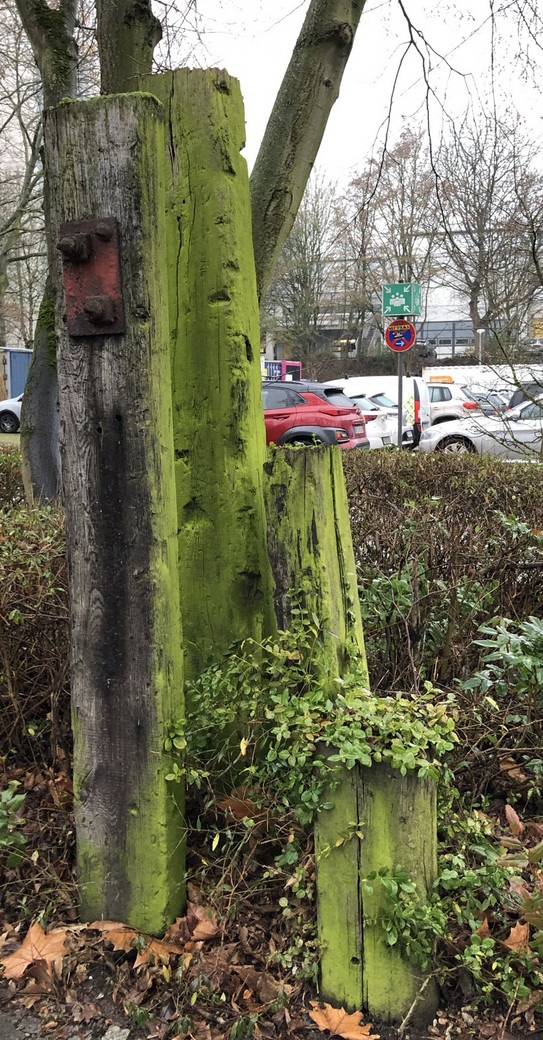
328, 375, 431, 447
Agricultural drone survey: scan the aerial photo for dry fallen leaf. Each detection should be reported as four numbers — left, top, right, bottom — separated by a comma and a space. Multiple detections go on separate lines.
88, 920, 185, 967
0, 922, 70, 980
164, 902, 219, 943
501, 921, 530, 952
499, 760, 528, 783
505, 804, 524, 835
88, 920, 136, 953
308, 1001, 380, 1039
474, 918, 492, 939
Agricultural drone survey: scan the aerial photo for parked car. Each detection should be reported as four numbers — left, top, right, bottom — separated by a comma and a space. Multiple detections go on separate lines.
508, 379, 543, 410
0, 394, 22, 434
342, 393, 398, 448
418, 395, 543, 459
426, 381, 483, 424
469, 389, 509, 415
327, 376, 430, 446
262, 380, 369, 450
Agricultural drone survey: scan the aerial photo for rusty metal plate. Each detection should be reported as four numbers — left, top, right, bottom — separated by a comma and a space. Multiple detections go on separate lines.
58, 218, 125, 337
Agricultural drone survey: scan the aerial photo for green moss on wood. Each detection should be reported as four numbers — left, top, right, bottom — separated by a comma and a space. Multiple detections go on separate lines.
46, 93, 185, 933
316, 762, 438, 1023
138, 68, 275, 681
34, 293, 57, 368
263, 445, 367, 682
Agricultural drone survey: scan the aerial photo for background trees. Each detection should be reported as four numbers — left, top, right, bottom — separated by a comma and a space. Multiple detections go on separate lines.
263, 119, 543, 368
0, 2, 44, 358
435, 117, 543, 356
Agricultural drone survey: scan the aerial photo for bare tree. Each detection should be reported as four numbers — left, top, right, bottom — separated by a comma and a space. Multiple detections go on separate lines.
0, 2, 44, 362
434, 116, 543, 357
10, 0, 367, 498
328, 127, 440, 358
262, 172, 338, 366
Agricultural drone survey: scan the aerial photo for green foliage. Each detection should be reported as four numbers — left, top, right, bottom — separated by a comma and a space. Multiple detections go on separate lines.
344, 451, 543, 689
183, 610, 456, 827
0, 499, 68, 761
0, 447, 25, 506
0, 781, 27, 865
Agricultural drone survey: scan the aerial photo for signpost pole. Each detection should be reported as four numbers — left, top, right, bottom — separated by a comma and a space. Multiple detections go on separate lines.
397, 352, 403, 449
382, 285, 422, 448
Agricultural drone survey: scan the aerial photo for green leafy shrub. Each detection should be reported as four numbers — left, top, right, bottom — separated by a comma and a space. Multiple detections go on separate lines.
343, 451, 543, 689
0, 447, 25, 507
0, 781, 26, 865
182, 611, 456, 827
0, 499, 68, 761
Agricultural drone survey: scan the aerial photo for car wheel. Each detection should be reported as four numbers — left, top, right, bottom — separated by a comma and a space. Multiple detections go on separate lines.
437, 435, 476, 455
0, 412, 19, 434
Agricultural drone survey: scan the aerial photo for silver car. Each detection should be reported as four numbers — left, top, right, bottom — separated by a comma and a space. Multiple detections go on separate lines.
418, 396, 543, 460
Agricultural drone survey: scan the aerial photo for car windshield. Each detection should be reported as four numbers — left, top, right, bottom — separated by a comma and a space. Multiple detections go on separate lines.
370, 393, 397, 408
321, 389, 357, 408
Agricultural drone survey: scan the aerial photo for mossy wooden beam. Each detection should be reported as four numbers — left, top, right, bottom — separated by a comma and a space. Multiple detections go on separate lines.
316, 762, 438, 1025
138, 68, 275, 681
44, 94, 185, 932
263, 445, 366, 677
358, 763, 438, 1024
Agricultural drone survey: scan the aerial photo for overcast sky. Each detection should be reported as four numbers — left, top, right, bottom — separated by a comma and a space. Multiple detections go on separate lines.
173, 0, 543, 185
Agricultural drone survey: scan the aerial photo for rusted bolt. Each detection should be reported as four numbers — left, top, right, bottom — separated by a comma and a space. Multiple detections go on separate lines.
95, 221, 113, 241
83, 295, 115, 325
57, 233, 91, 261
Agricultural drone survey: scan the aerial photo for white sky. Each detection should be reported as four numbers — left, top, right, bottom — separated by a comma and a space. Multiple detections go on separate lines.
177, 0, 543, 184
159, 1, 543, 321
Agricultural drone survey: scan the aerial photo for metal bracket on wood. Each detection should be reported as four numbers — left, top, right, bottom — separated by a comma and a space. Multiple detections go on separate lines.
57, 218, 125, 336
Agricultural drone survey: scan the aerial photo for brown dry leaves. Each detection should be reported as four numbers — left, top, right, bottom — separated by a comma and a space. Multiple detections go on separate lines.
309, 1001, 379, 1039
0, 900, 219, 983
1, 921, 73, 980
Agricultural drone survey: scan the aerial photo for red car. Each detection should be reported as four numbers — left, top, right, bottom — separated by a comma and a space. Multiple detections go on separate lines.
262, 380, 369, 449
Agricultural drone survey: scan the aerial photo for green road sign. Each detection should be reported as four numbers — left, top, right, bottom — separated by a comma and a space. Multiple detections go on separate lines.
382, 283, 422, 316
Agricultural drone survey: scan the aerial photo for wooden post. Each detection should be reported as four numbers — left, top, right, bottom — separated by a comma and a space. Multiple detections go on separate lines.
44, 94, 185, 932
316, 762, 438, 1025
263, 446, 367, 677
139, 69, 275, 681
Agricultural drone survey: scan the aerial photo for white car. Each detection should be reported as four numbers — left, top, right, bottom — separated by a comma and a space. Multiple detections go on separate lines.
426, 381, 484, 423
418, 396, 543, 460
343, 393, 401, 448
0, 394, 22, 434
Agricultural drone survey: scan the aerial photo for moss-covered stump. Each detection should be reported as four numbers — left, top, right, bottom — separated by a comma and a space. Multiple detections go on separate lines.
44, 94, 185, 932
316, 762, 438, 1025
263, 445, 366, 679
139, 68, 275, 681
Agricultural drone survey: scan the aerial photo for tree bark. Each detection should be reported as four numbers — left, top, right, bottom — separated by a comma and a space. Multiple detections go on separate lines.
44, 93, 185, 931
250, 0, 367, 300
14, 0, 79, 502
14, 0, 78, 108
96, 0, 161, 93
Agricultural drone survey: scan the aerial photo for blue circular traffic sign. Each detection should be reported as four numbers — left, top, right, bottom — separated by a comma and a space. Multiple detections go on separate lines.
385, 319, 416, 352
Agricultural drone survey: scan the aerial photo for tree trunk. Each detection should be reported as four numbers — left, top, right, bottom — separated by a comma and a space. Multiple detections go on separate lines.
44, 93, 185, 932
20, 280, 60, 502
139, 68, 276, 680
250, 0, 367, 300
96, 0, 161, 93
15, 0, 79, 502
